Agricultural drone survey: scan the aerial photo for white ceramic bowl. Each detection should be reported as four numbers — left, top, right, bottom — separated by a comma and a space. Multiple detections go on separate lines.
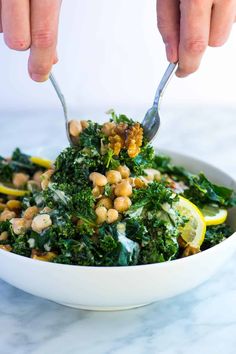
0, 150, 236, 311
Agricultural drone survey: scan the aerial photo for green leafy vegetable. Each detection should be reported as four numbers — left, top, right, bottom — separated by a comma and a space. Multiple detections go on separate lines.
201, 224, 232, 250
0, 113, 234, 267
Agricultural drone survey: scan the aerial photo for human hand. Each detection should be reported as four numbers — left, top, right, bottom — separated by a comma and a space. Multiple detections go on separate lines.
0, 0, 62, 82
157, 0, 236, 77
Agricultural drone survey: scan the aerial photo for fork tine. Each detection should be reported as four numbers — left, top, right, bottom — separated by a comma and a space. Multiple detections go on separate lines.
142, 63, 177, 143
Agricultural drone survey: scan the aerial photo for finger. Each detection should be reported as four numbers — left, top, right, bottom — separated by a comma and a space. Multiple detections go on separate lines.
176, 0, 212, 77
209, 0, 236, 47
156, 0, 180, 63
53, 50, 59, 64
0, 1, 2, 33
28, 0, 62, 82
1, 0, 30, 50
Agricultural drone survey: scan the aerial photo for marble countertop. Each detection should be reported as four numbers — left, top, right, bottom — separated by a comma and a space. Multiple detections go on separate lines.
0, 105, 236, 354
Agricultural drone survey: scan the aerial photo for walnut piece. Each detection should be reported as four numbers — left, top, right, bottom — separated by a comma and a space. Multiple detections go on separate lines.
106, 122, 143, 158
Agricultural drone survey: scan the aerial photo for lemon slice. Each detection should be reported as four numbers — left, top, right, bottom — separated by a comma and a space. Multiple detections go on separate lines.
30, 156, 53, 169
175, 196, 206, 247
201, 204, 227, 226
0, 184, 28, 197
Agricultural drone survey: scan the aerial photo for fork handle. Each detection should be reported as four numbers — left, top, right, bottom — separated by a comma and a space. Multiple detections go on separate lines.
153, 63, 177, 106
49, 73, 68, 121
49, 73, 72, 145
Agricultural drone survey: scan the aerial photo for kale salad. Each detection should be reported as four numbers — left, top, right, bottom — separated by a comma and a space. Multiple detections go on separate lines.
0, 112, 235, 266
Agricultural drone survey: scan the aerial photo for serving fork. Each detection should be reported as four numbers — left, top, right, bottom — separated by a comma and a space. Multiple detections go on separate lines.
49, 62, 177, 145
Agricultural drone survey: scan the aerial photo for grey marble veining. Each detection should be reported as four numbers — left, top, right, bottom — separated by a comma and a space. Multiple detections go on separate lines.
0, 105, 236, 354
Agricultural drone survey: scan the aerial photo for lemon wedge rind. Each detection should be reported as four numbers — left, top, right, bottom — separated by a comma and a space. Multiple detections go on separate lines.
30, 156, 53, 169
175, 196, 206, 248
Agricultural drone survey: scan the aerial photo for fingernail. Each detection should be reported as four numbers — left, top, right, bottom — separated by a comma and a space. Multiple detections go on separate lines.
31, 73, 49, 82
165, 44, 178, 63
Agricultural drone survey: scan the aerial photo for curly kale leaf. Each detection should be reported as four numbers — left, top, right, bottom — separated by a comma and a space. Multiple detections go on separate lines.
153, 154, 236, 208
96, 223, 140, 266
42, 184, 96, 236
11, 148, 39, 174
12, 235, 31, 257
184, 173, 236, 207
130, 181, 178, 212
139, 216, 179, 264
124, 218, 150, 247
153, 154, 191, 180
108, 110, 135, 125
117, 144, 155, 176
79, 121, 103, 150
0, 157, 13, 182
201, 224, 232, 251
0, 148, 44, 183
54, 237, 95, 266
53, 147, 91, 187
53, 146, 102, 187
96, 224, 120, 266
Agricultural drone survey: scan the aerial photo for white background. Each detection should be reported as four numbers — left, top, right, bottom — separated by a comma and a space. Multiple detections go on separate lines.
0, 0, 236, 119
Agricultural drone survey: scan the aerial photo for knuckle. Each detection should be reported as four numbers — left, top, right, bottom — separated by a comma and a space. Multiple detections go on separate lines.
32, 30, 55, 48
157, 16, 167, 32
5, 37, 30, 51
157, 17, 171, 41
183, 38, 207, 54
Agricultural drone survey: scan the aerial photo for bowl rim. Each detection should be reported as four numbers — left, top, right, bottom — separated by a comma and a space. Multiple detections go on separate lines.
1, 231, 236, 271
0, 148, 235, 271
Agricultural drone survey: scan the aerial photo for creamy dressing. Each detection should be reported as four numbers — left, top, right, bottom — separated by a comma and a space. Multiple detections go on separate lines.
116, 222, 140, 262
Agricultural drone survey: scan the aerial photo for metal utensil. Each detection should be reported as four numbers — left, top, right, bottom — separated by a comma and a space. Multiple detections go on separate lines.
142, 63, 177, 142
49, 73, 72, 145
49, 63, 177, 146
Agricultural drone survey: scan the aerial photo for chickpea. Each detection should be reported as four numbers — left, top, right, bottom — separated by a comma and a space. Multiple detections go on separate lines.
12, 173, 29, 188
107, 209, 119, 224
31, 214, 52, 233
92, 185, 103, 199
41, 169, 54, 190
106, 170, 122, 184
134, 177, 147, 189
101, 122, 116, 136
114, 180, 132, 197
0, 209, 16, 222
96, 197, 113, 210
144, 168, 161, 182
69, 120, 82, 137
33, 171, 43, 184
125, 177, 134, 187
24, 206, 39, 220
41, 207, 53, 214
10, 218, 28, 235
89, 172, 107, 187
0, 244, 12, 252
114, 197, 132, 212
0, 231, 8, 241
95, 206, 107, 224
81, 120, 89, 129
117, 165, 130, 179
31, 251, 57, 262
6, 200, 22, 212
